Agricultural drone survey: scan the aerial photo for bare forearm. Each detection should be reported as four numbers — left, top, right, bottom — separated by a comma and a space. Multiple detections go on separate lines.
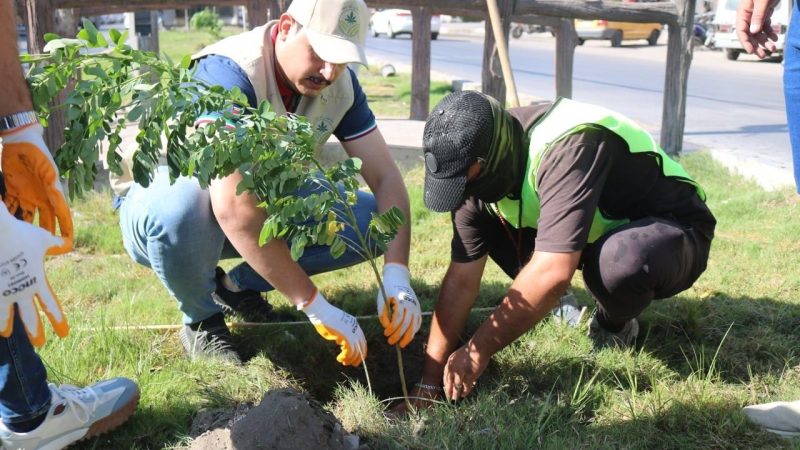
470, 252, 579, 358
420, 262, 483, 384
0, 2, 32, 116
210, 175, 316, 306
373, 170, 411, 266
225, 218, 316, 306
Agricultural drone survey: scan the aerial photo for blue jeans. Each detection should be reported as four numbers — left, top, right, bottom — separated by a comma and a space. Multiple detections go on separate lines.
119, 166, 380, 324
0, 306, 51, 425
787, 2, 800, 190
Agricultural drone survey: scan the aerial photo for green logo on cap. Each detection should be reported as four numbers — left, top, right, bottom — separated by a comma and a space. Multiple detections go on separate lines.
339, 6, 360, 37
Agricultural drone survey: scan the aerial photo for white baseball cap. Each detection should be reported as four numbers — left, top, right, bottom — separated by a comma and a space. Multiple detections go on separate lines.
287, 0, 369, 66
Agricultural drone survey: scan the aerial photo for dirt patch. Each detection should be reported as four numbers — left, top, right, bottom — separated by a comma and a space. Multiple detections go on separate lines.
189, 388, 361, 450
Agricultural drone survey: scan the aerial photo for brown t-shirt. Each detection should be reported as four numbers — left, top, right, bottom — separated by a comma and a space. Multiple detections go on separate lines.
451, 103, 716, 262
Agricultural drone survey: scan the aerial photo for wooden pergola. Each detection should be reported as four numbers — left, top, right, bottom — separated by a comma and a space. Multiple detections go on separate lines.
19, 0, 697, 155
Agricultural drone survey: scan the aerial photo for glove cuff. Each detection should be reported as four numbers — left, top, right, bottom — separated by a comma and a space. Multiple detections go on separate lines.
0, 122, 43, 140
383, 263, 410, 281
298, 290, 327, 315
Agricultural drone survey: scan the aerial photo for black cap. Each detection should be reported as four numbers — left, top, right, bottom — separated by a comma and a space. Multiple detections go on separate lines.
423, 91, 494, 212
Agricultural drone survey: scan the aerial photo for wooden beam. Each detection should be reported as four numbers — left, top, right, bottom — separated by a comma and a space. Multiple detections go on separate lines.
55, 0, 243, 9
410, 6, 432, 120
660, 0, 695, 155
367, 0, 679, 24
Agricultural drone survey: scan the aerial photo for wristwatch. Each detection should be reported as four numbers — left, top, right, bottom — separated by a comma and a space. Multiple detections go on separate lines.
0, 111, 39, 132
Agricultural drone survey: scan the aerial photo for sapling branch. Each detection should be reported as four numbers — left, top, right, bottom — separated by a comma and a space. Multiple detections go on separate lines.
24, 22, 411, 406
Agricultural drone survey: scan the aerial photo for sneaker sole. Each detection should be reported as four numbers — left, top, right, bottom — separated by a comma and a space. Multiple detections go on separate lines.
764, 427, 800, 437
82, 388, 140, 441
38, 389, 139, 450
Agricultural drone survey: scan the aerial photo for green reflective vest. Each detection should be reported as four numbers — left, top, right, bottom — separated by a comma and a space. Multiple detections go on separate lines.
494, 98, 705, 244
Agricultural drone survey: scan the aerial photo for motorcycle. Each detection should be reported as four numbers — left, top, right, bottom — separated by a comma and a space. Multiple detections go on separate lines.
511, 22, 549, 39
693, 11, 715, 48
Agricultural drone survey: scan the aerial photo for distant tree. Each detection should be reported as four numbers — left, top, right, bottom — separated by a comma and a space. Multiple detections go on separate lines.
190, 8, 222, 39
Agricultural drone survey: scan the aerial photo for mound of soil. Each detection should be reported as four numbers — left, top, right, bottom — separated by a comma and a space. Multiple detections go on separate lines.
190, 388, 360, 450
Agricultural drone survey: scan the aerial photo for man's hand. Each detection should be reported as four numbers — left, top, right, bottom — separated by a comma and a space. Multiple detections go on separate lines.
737, 0, 780, 58
1, 124, 73, 254
443, 341, 489, 401
0, 204, 69, 347
301, 290, 367, 366
377, 263, 421, 348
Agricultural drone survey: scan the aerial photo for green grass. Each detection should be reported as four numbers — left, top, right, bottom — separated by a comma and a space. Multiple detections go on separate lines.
356, 65, 453, 118
159, 26, 244, 62
39, 28, 800, 449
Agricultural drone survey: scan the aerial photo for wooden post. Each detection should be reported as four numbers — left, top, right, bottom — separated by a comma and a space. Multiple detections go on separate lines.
553, 18, 576, 99
149, 10, 160, 53
660, 0, 695, 155
247, 0, 268, 29
24, 0, 64, 152
184, 7, 190, 30
481, 0, 512, 105
55, 8, 78, 36
410, 6, 432, 120
268, 0, 281, 22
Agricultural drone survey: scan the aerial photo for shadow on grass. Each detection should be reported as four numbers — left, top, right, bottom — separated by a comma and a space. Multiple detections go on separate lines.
636, 293, 800, 383
584, 399, 791, 449
232, 279, 508, 404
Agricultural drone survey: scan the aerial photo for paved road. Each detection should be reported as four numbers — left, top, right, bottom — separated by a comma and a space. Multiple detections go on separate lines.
17, 24, 792, 188
365, 28, 792, 188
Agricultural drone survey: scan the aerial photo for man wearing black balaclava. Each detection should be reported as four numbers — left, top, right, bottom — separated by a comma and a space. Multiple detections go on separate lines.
407, 91, 716, 408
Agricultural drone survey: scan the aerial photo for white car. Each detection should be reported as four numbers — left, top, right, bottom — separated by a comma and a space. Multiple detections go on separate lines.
370, 9, 441, 40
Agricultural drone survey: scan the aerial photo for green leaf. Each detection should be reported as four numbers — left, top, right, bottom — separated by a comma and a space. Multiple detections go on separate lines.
330, 236, 346, 259
290, 235, 307, 261
44, 33, 61, 42
127, 106, 143, 121
115, 30, 129, 46
180, 54, 192, 69
109, 29, 121, 45
82, 19, 100, 45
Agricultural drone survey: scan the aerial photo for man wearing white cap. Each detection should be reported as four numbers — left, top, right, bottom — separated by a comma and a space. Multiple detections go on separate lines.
114, 0, 420, 366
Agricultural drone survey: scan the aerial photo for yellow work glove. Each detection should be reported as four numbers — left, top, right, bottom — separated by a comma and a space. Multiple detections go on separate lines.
0, 123, 73, 255
0, 203, 69, 346
300, 290, 367, 367
377, 263, 421, 348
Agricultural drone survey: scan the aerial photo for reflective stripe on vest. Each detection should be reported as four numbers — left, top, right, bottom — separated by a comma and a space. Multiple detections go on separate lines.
495, 97, 705, 244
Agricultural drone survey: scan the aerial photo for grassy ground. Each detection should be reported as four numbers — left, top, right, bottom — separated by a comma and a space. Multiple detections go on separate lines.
50, 151, 800, 449
40, 30, 800, 450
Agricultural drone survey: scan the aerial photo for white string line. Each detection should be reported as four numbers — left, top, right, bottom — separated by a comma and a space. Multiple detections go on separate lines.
76, 307, 503, 331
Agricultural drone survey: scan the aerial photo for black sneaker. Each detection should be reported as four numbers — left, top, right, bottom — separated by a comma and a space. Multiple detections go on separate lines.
587, 310, 639, 350
180, 313, 241, 364
212, 267, 284, 323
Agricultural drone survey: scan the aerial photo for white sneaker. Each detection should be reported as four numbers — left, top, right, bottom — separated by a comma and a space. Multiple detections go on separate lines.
743, 400, 800, 436
0, 378, 139, 450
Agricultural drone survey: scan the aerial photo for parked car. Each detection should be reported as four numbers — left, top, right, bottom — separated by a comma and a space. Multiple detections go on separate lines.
370, 9, 441, 40
575, 19, 662, 47
710, 0, 790, 61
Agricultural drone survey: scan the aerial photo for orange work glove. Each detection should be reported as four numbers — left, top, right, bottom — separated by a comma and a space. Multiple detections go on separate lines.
300, 290, 367, 367
0, 203, 69, 346
377, 263, 421, 348
0, 123, 73, 254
